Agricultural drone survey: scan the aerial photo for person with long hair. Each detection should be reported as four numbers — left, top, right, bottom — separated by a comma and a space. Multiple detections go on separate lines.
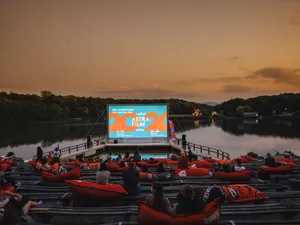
145, 182, 175, 217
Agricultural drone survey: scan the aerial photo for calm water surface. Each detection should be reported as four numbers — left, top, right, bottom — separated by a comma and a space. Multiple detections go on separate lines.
0, 119, 299, 159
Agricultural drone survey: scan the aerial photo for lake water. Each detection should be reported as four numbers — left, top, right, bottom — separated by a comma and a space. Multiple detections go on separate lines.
0, 119, 299, 159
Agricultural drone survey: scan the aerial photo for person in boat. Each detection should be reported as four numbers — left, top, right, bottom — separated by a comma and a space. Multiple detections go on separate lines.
123, 152, 131, 161
96, 162, 110, 185
176, 185, 205, 214
133, 149, 142, 162
265, 153, 281, 167
123, 162, 140, 196
145, 182, 175, 217
1, 172, 21, 191
148, 158, 158, 164
234, 158, 246, 172
156, 162, 166, 173
53, 147, 61, 163
177, 152, 188, 169
46, 152, 53, 164
116, 154, 122, 161
36, 147, 43, 162
168, 151, 179, 161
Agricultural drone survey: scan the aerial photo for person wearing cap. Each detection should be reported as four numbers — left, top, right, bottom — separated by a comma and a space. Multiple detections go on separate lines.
177, 151, 188, 169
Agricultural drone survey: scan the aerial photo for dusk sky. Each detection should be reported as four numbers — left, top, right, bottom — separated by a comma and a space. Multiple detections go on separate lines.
1, 0, 300, 102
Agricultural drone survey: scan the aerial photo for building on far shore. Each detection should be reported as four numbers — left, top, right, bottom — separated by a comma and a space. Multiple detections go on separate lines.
243, 112, 258, 118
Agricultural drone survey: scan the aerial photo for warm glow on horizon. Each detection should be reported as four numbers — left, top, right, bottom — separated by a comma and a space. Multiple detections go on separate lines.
1, 0, 300, 103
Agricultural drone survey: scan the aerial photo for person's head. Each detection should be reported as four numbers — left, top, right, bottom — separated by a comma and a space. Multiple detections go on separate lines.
182, 185, 194, 199
119, 161, 126, 168
180, 151, 186, 157
37, 146, 42, 152
55, 147, 59, 152
142, 166, 148, 172
266, 153, 271, 157
5, 152, 15, 160
48, 152, 52, 156
236, 158, 242, 166
99, 162, 108, 171
128, 162, 134, 168
118, 154, 122, 158
151, 182, 164, 197
134, 150, 139, 155
125, 152, 129, 157
158, 162, 164, 170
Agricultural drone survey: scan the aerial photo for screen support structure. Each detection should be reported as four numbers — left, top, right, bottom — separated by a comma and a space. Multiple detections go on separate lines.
85, 106, 108, 138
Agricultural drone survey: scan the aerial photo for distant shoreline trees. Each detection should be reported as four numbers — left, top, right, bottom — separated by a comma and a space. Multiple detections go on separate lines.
0, 91, 213, 122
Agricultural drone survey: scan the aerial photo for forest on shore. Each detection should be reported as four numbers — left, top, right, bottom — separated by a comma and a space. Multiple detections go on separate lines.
0, 91, 212, 122
0, 91, 299, 122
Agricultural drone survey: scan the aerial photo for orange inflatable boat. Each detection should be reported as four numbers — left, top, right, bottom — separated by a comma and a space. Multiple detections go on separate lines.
42, 166, 81, 182
221, 184, 269, 203
107, 161, 128, 172
137, 198, 220, 225
257, 165, 293, 174
214, 170, 251, 181
175, 167, 210, 177
188, 160, 213, 168
66, 180, 128, 200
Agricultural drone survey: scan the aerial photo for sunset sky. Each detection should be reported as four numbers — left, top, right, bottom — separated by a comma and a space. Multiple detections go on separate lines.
1, 0, 300, 103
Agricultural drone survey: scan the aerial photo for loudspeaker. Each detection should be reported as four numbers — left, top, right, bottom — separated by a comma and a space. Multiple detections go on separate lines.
114, 140, 118, 144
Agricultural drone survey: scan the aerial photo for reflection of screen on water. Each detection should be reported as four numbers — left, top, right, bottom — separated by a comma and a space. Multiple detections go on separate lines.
108, 105, 168, 139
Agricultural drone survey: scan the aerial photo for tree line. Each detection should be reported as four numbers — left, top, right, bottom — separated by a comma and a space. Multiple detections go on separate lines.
216, 93, 300, 120
0, 91, 213, 122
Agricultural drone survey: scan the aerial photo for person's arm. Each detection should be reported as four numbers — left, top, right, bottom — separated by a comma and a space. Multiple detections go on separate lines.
4, 191, 22, 199
165, 198, 176, 218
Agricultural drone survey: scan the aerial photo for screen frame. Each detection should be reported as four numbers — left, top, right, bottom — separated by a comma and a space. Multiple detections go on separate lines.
107, 104, 169, 139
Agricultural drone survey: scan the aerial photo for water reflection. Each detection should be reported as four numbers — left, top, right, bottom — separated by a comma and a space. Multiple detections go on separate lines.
0, 119, 299, 158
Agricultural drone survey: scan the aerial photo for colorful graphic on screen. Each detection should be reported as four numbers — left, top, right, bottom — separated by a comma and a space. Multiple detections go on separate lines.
108, 105, 168, 138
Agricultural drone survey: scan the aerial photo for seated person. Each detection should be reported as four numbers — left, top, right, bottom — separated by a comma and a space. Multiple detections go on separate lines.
265, 153, 281, 167
123, 152, 131, 161
1, 173, 21, 191
145, 182, 175, 217
234, 158, 246, 172
148, 158, 158, 164
176, 185, 205, 214
123, 162, 140, 196
215, 163, 234, 172
116, 154, 122, 161
133, 150, 142, 162
142, 166, 149, 173
177, 152, 188, 169
156, 162, 166, 173
168, 151, 179, 161
0, 188, 43, 225
119, 161, 127, 168
96, 162, 111, 185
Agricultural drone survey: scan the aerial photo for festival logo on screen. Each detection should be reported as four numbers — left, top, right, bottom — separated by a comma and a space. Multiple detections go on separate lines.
108, 105, 168, 138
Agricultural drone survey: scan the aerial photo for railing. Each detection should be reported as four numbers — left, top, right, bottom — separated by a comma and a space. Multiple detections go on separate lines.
43, 136, 107, 157
176, 138, 230, 160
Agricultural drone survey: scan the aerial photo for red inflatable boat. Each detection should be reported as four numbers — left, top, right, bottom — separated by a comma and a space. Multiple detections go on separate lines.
42, 166, 81, 182
66, 180, 128, 200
